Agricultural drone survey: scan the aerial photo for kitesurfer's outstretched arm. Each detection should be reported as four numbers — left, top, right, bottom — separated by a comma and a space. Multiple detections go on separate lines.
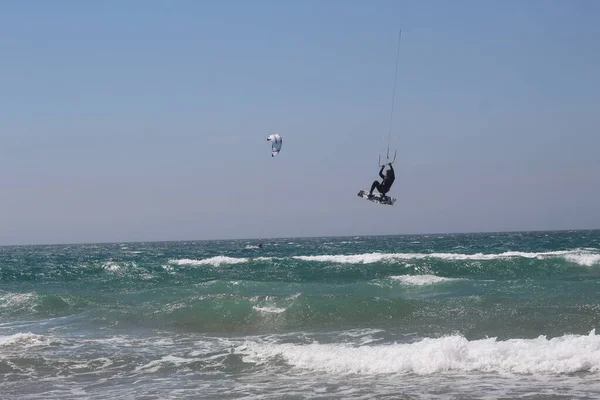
378, 165, 386, 180
387, 163, 395, 179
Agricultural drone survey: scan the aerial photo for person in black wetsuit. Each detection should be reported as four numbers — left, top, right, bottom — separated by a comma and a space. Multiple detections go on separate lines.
369, 163, 395, 200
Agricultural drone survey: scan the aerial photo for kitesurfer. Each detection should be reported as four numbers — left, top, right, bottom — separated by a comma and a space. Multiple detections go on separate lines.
369, 163, 395, 200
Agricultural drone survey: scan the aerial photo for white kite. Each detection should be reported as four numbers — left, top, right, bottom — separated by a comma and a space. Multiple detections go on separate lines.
266, 134, 282, 157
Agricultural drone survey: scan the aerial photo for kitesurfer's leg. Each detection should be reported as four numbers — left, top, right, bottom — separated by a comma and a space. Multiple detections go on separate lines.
378, 185, 389, 200
369, 181, 380, 196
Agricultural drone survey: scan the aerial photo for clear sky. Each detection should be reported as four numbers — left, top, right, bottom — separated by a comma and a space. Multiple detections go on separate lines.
1, 0, 599, 245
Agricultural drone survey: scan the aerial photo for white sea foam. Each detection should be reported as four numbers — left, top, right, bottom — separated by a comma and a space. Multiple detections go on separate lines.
0, 292, 36, 311
294, 249, 600, 266
564, 252, 600, 267
169, 256, 248, 267
251, 294, 291, 315
102, 262, 121, 272
391, 275, 457, 286
0, 332, 52, 348
241, 330, 600, 375
253, 305, 287, 314
255, 257, 274, 261
331, 328, 386, 346
134, 355, 197, 373
70, 357, 114, 371
294, 253, 392, 264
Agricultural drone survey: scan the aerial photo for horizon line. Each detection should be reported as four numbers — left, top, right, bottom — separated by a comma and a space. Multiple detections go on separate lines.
1, 227, 598, 248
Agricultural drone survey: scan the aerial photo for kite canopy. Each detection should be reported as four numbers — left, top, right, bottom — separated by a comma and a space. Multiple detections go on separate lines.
266, 134, 282, 157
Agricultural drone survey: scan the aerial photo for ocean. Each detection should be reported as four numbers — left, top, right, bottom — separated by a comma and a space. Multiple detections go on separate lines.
1, 230, 600, 399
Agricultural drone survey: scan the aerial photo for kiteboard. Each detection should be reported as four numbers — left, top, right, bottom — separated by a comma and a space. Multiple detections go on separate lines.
357, 190, 396, 206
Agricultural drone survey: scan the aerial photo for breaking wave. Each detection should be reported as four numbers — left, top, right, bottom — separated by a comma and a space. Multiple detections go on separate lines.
293, 249, 600, 266
240, 329, 600, 375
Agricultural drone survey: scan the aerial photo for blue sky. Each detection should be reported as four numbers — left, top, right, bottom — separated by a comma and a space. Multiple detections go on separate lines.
0, 0, 599, 245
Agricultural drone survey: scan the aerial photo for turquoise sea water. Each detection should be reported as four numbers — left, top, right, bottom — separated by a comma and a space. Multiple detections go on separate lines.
2, 230, 600, 399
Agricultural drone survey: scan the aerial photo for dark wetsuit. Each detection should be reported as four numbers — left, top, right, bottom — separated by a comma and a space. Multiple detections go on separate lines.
369, 164, 395, 197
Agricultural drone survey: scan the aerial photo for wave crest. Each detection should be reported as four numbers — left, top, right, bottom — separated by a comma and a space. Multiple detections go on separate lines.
294, 249, 600, 266
169, 256, 248, 267
241, 329, 600, 375
390, 275, 458, 286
